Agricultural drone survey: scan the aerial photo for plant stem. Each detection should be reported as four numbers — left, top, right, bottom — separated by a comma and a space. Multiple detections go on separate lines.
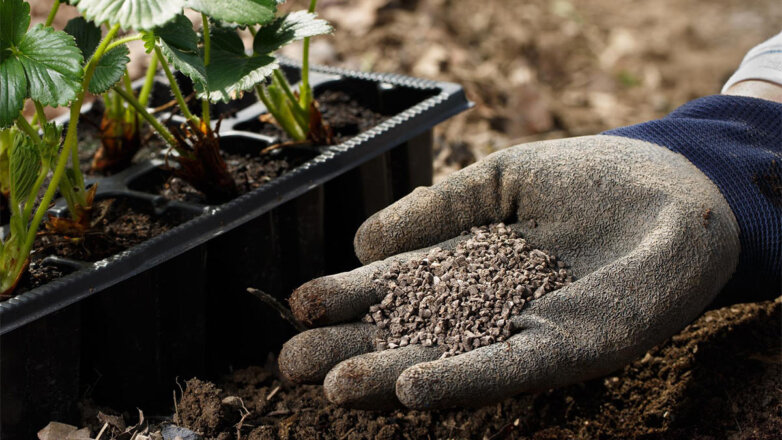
19, 101, 82, 271
44, 0, 60, 27
272, 70, 308, 129
138, 55, 158, 108
255, 85, 276, 113
122, 70, 134, 123
299, 0, 319, 110
67, 24, 122, 202
33, 102, 46, 128
200, 13, 211, 129
106, 34, 143, 52
154, 45, 199, 124
15, 115, 42, 146
22, 167, 48, 222
112, 86, 178, 149
19, 23, 121, 238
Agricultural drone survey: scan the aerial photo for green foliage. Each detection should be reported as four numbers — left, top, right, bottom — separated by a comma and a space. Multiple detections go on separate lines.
8, 130, 39, 204
40, 122, 63, 168
156, 14, 206, 85
186, 0, 279, 26
0, 130, 50, 293
0, 0, 30, 49
89, 45, 130, 93
0, 58, 26, 128
64, 16, 132, 94
253, 10, 332, 54
141, 31, 156, 53
196, 26, 277, 102
253, 9, 333, 141
0, 0, 84, 127
15, 25, 84, 106
0, 129, 11, 196
64, 16, 101, 59
153, 11, 331, 103
72, 0, 185, 31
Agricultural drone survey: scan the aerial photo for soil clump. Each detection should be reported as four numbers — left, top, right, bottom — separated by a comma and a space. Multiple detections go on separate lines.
76, 298, 781, 439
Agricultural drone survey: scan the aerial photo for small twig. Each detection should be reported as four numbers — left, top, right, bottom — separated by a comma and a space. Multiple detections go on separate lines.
247, 287, 307, 332
95, 422, 109, 440
234, 397, 252, 440
339, 427, 356, 440
486, 418, 520, 440
265, 409, 291, 417
173, 390, 179, 423
151, 92, 195, 114
266, 385, 281, 401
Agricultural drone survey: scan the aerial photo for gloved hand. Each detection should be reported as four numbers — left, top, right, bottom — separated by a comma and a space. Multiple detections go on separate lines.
278, 134, 740, 410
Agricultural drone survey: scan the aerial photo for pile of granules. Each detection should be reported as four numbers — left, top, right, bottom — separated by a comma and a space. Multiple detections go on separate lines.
363, 223, 572, 357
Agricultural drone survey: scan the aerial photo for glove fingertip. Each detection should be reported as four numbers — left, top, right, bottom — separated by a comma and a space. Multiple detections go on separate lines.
354, 213, 388, 264
278, 335, 321, 384
324, 359, 400, 410
289, 278, 333, 327
395, 362, 438, 410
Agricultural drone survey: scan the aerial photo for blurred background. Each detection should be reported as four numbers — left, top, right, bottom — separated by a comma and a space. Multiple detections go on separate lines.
29, 0, 782, 180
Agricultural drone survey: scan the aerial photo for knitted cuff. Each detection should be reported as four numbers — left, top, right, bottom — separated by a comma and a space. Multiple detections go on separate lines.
603, 95, 782, 298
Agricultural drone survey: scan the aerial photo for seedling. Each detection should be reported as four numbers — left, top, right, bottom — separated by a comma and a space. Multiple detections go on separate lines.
254, 0, 334, 144
72, 0, 332, 202
0, 0, 129, 294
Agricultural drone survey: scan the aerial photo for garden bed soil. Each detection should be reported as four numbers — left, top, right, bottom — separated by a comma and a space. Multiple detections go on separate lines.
78, 297, 780, 440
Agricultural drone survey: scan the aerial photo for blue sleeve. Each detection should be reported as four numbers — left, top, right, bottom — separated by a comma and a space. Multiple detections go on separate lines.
603, 95, 781, 301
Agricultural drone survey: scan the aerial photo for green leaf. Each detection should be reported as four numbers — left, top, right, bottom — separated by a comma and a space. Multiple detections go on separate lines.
253, 11, 332, 55
16, 25, 83, 107
186, 0, 278, 26
8, 131, 40, 204
196, 27, 277, 102
63, 16, 101, 59
156, 14, 198, 52
0, 0, 30, 50
0, 57, 26, 128
156, 14, 206, 86
89, 44, 130, 93
73, 0, 185, 31
0, 128, 11, 196
141, 31, 156, 53
39, 122, 62, 168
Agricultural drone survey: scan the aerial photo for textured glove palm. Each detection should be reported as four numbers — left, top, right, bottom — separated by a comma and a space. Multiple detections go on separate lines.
278, 135, 740, 410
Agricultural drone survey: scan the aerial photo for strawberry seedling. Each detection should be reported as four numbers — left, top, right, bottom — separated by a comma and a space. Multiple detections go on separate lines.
72, 0, 332, 202
0, 0, 130, 294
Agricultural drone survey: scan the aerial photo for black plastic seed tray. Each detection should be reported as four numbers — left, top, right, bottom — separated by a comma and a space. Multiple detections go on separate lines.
0, 61, 470, 438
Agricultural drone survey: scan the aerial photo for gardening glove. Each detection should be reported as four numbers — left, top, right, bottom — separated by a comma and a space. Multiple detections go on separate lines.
278, 94, 781, 409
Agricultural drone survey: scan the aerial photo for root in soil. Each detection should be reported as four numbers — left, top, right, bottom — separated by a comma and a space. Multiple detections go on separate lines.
364, 223, 572, 357
170, 121, 238, 204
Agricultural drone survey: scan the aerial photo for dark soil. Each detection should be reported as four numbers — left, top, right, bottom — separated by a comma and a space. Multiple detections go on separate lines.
135, 90, 388, 205
34, 198, 190, 262
142, 154, 292, 204
8, 198, 191, 295
78, 298, 781, 440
